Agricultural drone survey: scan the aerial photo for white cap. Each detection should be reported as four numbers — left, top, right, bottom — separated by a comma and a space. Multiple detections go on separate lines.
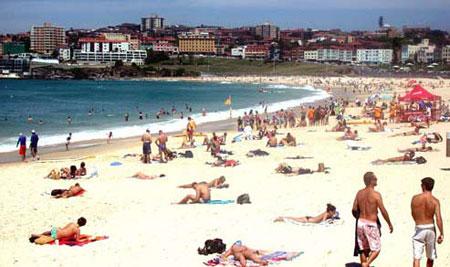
31, 130, 35, 133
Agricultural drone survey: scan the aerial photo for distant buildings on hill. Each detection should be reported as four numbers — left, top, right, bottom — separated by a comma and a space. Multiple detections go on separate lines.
1, 14, 450, 76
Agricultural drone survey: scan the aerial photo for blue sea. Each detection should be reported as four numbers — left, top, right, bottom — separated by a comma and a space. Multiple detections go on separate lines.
0, 80, 328, 152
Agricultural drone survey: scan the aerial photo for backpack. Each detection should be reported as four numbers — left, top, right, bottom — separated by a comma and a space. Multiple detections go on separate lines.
237, 194, 251, 204
198, 238, 226, 255
415, 156, 427, 164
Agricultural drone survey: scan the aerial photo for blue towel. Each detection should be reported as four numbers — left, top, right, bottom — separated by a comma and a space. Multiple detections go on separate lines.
110, 162, 123, 166
206, 200, 234, 205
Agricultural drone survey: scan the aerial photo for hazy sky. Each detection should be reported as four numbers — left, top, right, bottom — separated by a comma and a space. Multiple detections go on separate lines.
1, 0, 449, 33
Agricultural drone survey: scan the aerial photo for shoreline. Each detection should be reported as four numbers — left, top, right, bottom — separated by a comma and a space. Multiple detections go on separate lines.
2, 74, 449, 164
0, 88, 336, 164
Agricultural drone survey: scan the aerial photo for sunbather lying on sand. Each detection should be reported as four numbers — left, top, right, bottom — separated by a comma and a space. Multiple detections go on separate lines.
178, 176, 228, 189
398, 145, 433, 153
29, 217, 86, 245
275, 163, 327, 175
51, 183, 85, 198
221, 241, 268, 267
274, 203, 338, 223
174, 182, 211, 204
206, 157, 240, 167
372, 151, 415, 164
47, 162, 87, 179
389, 126, 420, 137
131, 172, 166, 179
280, 133, 296, 146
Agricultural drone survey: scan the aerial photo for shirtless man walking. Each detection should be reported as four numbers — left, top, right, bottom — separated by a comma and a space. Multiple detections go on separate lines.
29, 217, 87, 244
352, 172, 393, 267
155, 130, 168, 163
141, 129, 152, 163
411, 177, 444, 267
175, 182, 211, 204
186, 117, 197, 142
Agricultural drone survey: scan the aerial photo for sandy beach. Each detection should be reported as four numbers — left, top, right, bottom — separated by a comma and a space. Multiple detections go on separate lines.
0, 76, 449, 267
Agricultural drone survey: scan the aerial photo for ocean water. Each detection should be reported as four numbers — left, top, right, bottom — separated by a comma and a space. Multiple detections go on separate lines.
0, 80, 328, 152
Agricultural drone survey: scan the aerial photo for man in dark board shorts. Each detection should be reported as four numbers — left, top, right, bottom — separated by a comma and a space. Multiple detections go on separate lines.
352, 172, 393, 267
156, 130, 168, 163
141, 129, 152, 163
30, 130, 39, 160
411, 177, 444, 267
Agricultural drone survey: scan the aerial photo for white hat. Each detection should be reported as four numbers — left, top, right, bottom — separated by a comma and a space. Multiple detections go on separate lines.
31, 130, 35, 133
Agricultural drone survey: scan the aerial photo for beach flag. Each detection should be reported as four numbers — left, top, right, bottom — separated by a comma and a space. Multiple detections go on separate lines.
224, 96, 232, 106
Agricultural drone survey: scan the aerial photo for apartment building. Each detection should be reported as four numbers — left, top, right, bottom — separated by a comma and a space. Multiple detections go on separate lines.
74, 36, 146, 64
255, 22, 280, 40
141, 15, 165, 32
442, 45, 450, 64
178, 33, 216, 54
304, 50, 318, 61
30, 23, 65, 55
401, 39, 435, 63
317, 48, 352, 62
356, 49, 393, 64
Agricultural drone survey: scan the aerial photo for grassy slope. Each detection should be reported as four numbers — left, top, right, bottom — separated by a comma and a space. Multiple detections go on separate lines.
148, 57, 353, 76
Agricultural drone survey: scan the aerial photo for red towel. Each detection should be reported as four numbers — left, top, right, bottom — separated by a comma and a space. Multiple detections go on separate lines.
50, 234, 108, 246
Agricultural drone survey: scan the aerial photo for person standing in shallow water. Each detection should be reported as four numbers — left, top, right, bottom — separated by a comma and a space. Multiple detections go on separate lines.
66, 133, 72, 151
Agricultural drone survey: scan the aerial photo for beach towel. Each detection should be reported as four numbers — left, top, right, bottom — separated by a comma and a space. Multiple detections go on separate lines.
206, 200, 234, 205
281, 217, 344, 227
285, 156, 313, 160
110, 161, 123, 166
371, 160, 416, 165
346, 141, 371, 151
49, 234, 108, 246
48, 189, 86, 198
204, 251, 303, 266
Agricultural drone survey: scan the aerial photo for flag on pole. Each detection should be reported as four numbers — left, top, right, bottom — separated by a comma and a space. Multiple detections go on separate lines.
224, 95, 232, 106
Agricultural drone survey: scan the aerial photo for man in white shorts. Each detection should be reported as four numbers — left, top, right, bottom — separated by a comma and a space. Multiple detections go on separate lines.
411, 177, 444, 267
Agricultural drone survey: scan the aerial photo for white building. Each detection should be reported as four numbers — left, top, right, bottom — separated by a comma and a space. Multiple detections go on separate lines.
152, 42, 179, 54
304, 50, 318, 61
401, 39, 435, 63
442, 45, 450, 64
317, 49, 352, 62
417, 46, 436, 64
58, 48, 71, 61
74, 37, 146, 65
231, 46, 246, 57
356, 49, 393, 64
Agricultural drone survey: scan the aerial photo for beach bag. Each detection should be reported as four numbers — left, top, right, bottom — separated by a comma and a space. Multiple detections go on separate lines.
415, 156, 427, 164
237, 194, 251, 204
198, 238, 226, 255
184, 150, 194, 158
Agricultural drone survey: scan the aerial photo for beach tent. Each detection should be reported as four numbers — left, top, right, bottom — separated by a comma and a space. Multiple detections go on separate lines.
398, 84, 442, 121
399, 84, 441, 102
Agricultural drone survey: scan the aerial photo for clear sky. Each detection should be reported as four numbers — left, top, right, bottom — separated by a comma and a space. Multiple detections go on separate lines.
1, 0, 449, 33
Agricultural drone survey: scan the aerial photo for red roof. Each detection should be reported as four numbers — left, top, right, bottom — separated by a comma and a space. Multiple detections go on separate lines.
78, 37, 123, 43
399, 85, 441, 102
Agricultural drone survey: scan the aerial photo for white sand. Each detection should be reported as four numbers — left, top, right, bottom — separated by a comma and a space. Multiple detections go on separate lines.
0, 76, 449, 267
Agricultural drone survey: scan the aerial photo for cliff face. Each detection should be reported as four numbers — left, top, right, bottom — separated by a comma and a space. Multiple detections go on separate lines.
31, 65, 200, 80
